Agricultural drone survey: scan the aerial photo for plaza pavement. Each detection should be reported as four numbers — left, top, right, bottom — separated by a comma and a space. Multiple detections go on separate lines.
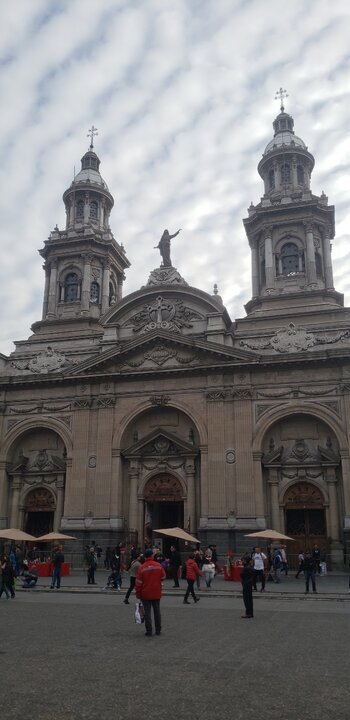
2, 575, 350, 720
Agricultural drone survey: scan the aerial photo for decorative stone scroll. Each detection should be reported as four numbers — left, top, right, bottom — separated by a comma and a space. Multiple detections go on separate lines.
146, 266, 189, 287
11, 346, 73, 374
240, 323, 350, 354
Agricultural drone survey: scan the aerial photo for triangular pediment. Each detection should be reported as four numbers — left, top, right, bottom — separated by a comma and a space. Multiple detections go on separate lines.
65, 330, 260, 377
123, 429, 197, 459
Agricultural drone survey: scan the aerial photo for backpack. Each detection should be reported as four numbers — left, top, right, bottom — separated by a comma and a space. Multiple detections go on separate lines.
273, 552, 282, 569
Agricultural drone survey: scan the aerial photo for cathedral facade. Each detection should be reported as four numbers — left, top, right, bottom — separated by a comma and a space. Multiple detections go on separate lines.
1, 106, 350, 566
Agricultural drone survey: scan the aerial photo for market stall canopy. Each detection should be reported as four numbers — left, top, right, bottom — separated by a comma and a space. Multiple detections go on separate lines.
244, 529, 295, 541
0, 528, 37, 542
154, 527, 200, 544
36, 532, 78, 542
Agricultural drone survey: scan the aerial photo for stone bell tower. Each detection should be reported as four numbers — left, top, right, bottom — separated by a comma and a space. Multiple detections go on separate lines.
243, 90, 342, 317
38, 126, 130, 325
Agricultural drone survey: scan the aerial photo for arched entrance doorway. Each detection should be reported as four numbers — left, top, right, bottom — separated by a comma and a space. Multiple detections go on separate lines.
284, 482, 327, 566
24, 487, 56, 537
143, 474, 184, 554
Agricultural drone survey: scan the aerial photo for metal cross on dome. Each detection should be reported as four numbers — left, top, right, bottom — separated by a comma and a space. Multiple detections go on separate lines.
275, 87, 288, 112
87, 125, 98, 149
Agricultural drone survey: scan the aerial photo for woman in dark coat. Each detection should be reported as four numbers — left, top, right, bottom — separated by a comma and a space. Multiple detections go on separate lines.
240, 556, 254, 618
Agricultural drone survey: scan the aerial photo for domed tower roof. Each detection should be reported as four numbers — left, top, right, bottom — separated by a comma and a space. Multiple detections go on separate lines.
73, 148, 109, 190
263, 110, 307, 156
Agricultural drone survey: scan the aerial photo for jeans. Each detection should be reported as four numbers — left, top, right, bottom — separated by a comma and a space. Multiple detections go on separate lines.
184, 579, 198, 602
51, 567, 61, 589
242, 585, 253, 617
125, 576, 136, 600
143, 599, 161, 635
253, 569, 265, 590
305, 570, 316, 592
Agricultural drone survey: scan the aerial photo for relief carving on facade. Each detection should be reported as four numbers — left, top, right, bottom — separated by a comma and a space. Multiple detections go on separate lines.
11, 346, 74, 374
240, 323, 350, 354
124, 296, 203, 334
146, 267, 189, 287
205, 389, 227, 401
150, 395, 170, 406
122, 344, 197, 368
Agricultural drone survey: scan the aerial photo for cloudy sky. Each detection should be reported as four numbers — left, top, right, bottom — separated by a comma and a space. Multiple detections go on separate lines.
1, 0, 350, 356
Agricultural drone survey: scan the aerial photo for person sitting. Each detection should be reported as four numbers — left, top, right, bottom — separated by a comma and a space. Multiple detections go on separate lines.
105, 568, 122, 590
22, 564, 38, 588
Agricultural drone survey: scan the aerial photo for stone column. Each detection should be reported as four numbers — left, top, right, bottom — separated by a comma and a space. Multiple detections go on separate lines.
185, 459, 196, 533
81, 254, 92, 314
264, 227, 274, 288
291, 156, 298, 186
199, 445, 208, 520
251, 244, 259, 297
54, 476, 65, 531
69, 200, 74, 227
42, 263, 50, 320
101, 261, 110, 314
10, 478, 22, 528
325, 468, 339, 541
0, 461, 9, 528
100, 201, 105, 230
305, 223, 317, 284
66, 406, 90, 517
268, 470, 281, 531
128, 461, 139, 535
46, 259, 58, 318
84, 192, 90, 223
206, 391, 226, 515
110, 450, 123, 519
233, 389, 255, 518
340, 450, 350, 527
94, 398, 115, 519
137, 497, 144, 543
252, 452, 265, 520
323, 225, 334, 289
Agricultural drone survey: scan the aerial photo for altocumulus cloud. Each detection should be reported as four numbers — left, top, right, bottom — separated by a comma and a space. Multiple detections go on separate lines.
0, 0, 350, 354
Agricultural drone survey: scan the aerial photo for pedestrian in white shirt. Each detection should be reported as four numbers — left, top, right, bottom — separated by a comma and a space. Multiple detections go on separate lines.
251, 548, 267, 592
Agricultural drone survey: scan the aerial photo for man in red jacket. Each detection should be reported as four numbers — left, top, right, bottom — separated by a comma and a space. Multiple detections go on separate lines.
136, 548, 166, 636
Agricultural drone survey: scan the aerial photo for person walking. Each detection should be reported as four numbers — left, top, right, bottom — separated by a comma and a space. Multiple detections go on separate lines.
168, 545, 181, 588
240, 556, 254, 618
251, 547, 266, 592
136, 548, 166, 637
124, 553, 143, 604
86, 546, 97, 585
0, 556, 15, 599
295, 551, 304, 578
303, 551, 317, 594
50, 545, 64, 589
202, 555, 215, 589
183, 553, 201, 604
280, 545, 288, 575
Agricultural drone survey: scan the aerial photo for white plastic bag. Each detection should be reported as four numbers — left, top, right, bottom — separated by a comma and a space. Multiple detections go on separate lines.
135, 600, 145, 624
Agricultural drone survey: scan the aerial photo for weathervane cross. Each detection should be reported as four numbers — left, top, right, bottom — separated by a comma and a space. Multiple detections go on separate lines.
87, 125, 98, 149
275, 87, 288, 112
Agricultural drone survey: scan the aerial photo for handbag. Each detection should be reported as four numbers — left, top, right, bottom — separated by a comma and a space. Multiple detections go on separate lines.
134, 600, 145, 624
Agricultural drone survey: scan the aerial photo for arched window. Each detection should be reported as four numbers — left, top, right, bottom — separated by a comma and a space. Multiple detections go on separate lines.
281, 163, 291, 183
76, 199, 84, 217
90, 201, 98, 218
297, 165, 304, 185
90, 281, 100, 303
281, 243, 300, 275
315, 253, 323, 277
269, 169, 275, 190
64, 273, 79, 302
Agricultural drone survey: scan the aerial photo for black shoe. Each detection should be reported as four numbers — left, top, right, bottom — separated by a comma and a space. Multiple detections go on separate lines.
144, 632, 152, 637
183, 599, 190, 604
194, 597, 200, 603
123, 599, 129, 604
156, 631, 161, 635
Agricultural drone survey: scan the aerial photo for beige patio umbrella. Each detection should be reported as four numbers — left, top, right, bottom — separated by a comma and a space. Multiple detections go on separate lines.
244, 529, 295, 541
36, 532, 77, 542
0, 528, 37, 542
154, 527, 200, 544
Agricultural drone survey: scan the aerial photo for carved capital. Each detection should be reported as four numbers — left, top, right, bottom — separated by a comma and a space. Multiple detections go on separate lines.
205, 389, 226, 401
262, 225, 273, 240
95, 396, 116, 409
73, 398, 92, 410
232, 388, 253, 399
